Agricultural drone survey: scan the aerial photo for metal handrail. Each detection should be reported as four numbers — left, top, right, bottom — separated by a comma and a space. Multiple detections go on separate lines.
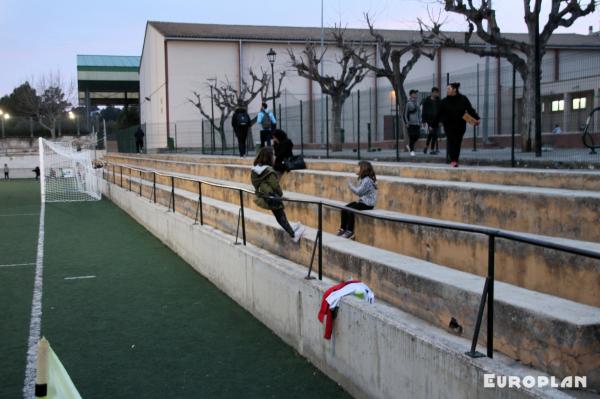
582, 106, 600, 154
105, 161, 600, 359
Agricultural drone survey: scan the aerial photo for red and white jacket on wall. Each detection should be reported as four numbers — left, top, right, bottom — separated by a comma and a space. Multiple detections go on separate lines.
317, 280, 375, 340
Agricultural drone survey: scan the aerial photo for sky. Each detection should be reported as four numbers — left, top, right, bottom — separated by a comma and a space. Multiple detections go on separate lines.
0, 0, 598, 97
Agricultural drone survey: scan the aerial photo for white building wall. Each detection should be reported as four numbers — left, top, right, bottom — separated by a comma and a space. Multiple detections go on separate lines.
139, 24, 167, 150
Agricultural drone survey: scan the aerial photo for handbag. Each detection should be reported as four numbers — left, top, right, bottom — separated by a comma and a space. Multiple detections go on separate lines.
283, 155, 306, 171
463, 112, 478, 126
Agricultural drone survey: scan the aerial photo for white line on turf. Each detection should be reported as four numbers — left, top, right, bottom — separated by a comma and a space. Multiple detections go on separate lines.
63, 275, 96, 280
22, 201, 45, 399
0, 263, 35, 268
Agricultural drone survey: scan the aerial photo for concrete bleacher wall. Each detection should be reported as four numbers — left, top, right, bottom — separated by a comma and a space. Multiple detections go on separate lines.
101, 178, 582, 399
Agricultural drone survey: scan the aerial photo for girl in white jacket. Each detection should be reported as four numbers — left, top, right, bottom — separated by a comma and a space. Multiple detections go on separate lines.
337, 161, 377, 240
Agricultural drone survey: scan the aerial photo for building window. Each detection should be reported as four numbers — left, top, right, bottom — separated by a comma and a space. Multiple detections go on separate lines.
573, 97, 587, 110
551, 100, 564, 112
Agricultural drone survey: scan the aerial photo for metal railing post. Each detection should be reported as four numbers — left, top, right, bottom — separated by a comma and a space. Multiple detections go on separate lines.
139, 170, 143, 196
171, 176, 175, 212
487, 235, 495, 358
153, 172, 156, 203
357, 89, 361, 160
128, 168, 132, 191
300, 100, 304, 156
326, 96, 330, 159
120, 166, 123, 187
239, 189, 246, 246
318, 202, 323, 280
112, 164, 115, 184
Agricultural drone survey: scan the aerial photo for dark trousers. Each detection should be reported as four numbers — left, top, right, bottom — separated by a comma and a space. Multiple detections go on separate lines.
340, 201, 373, 232
260, 129, 272, 148
272, 208, 295, 237
4, 172, 8, 179
425, 125, 439, 150
446, 127, 466, 163
235, 128, 248, 157
407, 125, 420, 151
136, 139, 144, 153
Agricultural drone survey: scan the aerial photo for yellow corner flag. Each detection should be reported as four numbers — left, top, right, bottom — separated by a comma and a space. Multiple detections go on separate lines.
35, 337, 82, 399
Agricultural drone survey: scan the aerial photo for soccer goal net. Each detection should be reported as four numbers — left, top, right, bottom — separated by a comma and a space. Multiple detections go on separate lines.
39, 138, 101, 202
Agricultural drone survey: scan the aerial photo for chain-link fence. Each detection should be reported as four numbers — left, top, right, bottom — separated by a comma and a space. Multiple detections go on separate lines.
131, 52, 599, 168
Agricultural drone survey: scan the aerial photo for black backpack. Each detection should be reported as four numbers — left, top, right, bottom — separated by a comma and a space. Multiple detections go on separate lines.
261, 110, 273, 129
238, 112, 250, 127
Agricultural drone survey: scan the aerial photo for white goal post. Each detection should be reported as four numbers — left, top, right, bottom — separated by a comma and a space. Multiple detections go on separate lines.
39, 138, 102, 203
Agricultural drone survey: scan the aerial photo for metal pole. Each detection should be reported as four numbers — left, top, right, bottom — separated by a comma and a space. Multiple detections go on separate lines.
534, 12, 542, 157
326, 96, 330, 158
139, 170, 143, 196
487, 235, 495, 358
174, 123, 178, 153
239, 190, 247, 246
511, 65, 516, 167
278, 103, 282, 129
120, 166, 123, 187
271, 62, 276, 117
210, 85, 215, 154
300, 100, 304, 156
201, 120, 205, 154
171, 176, 175, 212
320, 0, 325, 147
357, 90, 361, 160
395, 96, 400, 161
318, 202, 323, 280
368, 122, 372, 151
466, 277, 490, 357
1, 118, 4, 139
153, 172, 156, 203
199, 182, 203, 225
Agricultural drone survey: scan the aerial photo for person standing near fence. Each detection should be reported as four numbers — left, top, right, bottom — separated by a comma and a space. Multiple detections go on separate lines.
134, 126, 145, 153
421, 87, 441, 155
231, 101, 251, 157
251, 148, 305, 242
404, 90, 421, 156
436, 83, 480, 167
33, 166, 40, 181
4, 163, 9, 179
257, 102, 276, 148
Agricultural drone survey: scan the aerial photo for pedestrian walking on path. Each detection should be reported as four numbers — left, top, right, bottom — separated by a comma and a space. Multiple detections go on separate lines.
436, 83, 480, 167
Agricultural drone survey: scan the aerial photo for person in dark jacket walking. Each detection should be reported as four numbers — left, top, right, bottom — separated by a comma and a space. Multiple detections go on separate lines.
231, 101, 251, 157
436, 83, 480, 167
421, 87, 441, 154
404, 89, 421, 156
134, 126, 145, 153
33, 166, 40, 181
272, 129, 294, 173
251, 148, 305, 242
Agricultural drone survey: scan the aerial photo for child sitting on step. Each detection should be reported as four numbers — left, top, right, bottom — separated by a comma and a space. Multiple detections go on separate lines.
251, 148, 305, 242
337, 161, 377, 240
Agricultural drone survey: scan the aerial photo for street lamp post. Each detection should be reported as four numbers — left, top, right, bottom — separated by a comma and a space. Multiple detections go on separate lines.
209, 82, 216, 153
267, 48, 277, 118
0, 110, 10, 139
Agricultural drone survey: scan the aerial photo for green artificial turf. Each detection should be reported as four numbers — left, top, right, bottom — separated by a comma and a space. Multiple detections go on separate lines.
2, 179, 350, 398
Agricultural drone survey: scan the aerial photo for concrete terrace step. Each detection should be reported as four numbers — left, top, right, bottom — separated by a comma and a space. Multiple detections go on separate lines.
105, 173, 600, 389
111, 162, 600, 307
105, 154, 600, 242
109, 153, 600, 191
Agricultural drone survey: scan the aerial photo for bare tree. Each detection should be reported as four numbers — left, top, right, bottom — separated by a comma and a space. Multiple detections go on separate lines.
288, 27, 370, 151
424, 0, 596, 150
13, 72, 74, 138
189, 69, 285, 148
348, 14, 436, 148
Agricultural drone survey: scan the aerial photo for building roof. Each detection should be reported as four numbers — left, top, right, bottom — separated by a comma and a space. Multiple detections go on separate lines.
77, 55, 141, 70
148, 21, 600, 49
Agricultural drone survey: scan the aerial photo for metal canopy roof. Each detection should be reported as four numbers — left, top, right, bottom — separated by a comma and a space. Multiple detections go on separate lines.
77, 54, 140, 106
